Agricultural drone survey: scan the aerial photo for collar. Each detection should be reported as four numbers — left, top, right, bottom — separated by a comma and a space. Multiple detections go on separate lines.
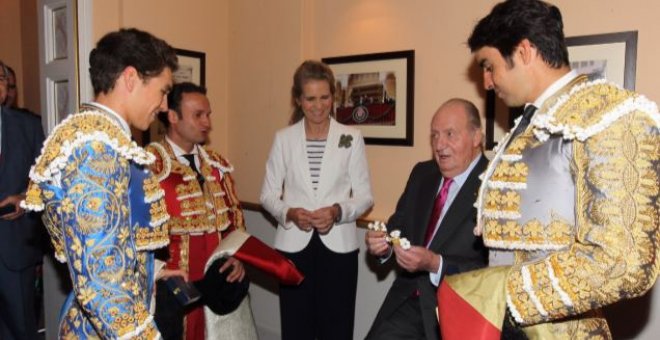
448, 154, 482, 188
84, 102, 131, 135
530, 70, 578, 109
165, 136, 199, 158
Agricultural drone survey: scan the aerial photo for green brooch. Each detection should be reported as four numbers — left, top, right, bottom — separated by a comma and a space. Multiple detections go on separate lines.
338, 134, 353, 148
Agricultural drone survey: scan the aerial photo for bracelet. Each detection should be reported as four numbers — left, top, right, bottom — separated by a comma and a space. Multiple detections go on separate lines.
332, 203, 342, 223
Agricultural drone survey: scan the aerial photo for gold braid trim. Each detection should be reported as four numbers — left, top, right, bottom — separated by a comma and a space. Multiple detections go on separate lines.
505, 110, 659, 326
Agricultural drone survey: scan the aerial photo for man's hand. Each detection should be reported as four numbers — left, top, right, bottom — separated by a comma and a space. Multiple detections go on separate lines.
309, 205, 339, 234
156, 268, 189, 282
219, 257, 245, 283
393, 245, 440, 273
286, 208, 315, 232
365, 230, 390, 257
0, 194, 26, 220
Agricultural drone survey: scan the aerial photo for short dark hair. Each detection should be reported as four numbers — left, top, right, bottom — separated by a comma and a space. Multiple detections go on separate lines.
290, 60, 336, 124
89, 28, 178, 95
158, 82, 207, 128
467, 0, 569, 69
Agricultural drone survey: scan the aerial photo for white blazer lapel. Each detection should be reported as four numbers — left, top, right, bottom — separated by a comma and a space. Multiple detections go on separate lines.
294, 120, 317, 199
315, 118, 339, 198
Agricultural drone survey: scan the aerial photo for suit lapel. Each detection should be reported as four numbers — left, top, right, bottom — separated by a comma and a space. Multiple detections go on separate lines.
412, 166, 441, 246
428, 156, 488, 250
0, 109, 8, 177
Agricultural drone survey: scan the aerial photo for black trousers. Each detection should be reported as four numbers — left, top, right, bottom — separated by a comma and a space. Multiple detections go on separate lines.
0, 262, 37, 340
366, 296, 426, 340
279, 232, 358, 340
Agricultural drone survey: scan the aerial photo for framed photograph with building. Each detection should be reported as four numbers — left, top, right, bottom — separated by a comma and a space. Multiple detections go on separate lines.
322, 50, 414, 146
142, 48, 206, 145
484, 31, 638, 150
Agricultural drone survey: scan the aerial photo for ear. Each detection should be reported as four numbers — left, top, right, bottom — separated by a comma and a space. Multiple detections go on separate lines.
516, 39, 537, 65
121, 66, 140, 92
472, 128, 484, 149
167, 109, 179, 125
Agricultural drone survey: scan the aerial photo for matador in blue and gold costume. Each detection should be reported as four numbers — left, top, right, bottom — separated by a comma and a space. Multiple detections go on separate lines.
439, 72, 660, 339
22, 104, 170, 339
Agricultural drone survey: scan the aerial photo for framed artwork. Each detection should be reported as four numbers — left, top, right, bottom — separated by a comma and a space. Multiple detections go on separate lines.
322, 50, 414, 146
485, 31, 638, 150
565, 31, 637, 90
143, 48, 206, 145
173, 48, 206, 86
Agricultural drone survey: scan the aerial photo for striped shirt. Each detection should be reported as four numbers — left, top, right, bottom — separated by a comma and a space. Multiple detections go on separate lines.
306, 139, 326, 190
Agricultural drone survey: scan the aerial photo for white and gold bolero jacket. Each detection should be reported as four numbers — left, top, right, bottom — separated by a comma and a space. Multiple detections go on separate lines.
475, 75, 659, 337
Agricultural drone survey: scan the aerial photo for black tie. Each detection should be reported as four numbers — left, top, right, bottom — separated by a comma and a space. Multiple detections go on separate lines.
507, 105, 537, 146
182, 154, 205, 185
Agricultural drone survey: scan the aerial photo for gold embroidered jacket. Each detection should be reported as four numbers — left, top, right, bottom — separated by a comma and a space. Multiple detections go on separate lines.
23, 111, 169, 339
475, 76, 660, 337
145, 141, 245, 237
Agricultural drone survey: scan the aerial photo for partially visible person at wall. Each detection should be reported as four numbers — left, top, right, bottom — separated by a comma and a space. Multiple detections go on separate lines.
437, 0, 660, 338
147, 82, 256, 340
2, 65, 17, 108
21, 28, 178, 339
260, 60, 374, 340
364, 99, 488, 340
0, 60, 45, 340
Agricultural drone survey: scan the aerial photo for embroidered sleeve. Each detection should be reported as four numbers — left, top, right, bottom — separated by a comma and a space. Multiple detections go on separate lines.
59, 141, 159, 339
505, 111, 660, 325
206, 149, 245, 234
216, 170, 245, 236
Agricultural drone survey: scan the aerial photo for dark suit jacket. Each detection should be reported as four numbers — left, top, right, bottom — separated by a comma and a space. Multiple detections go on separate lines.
0, 107, 45, 271
368, 156, 488, 340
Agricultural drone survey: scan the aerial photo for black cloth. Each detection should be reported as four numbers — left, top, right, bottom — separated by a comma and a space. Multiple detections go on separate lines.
279, 231, 358, 340
0, 107, 45, 340
194, 257, 249, 315
508, 105, 537, 142
182, 154, 204, 185
366, 157, 489, 340
155, 257, 250, 339
154, 281, 185, 340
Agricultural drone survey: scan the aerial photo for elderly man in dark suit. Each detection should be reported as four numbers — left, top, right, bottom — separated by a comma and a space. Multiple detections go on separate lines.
0, 60, 45, 340
365, 98, 488, 340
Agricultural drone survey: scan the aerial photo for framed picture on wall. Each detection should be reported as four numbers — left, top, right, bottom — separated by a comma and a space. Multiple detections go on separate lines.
322, 50, 415, 146
484, 31, 638, 150
143, 48, 207, 145
173, 48, 206, 86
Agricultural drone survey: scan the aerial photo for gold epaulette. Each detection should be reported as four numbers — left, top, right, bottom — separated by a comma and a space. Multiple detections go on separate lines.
200, 146, 234, 173
531, 79, 659, 142
23, 111, 155, 211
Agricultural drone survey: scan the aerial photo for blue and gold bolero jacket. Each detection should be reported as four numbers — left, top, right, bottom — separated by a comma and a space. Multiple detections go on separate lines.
23, 110, 169, 339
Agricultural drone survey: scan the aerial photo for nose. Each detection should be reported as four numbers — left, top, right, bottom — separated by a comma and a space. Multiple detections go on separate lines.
159, 95, 169, 112
483, 71, 494, 91
202, 114, 211, 129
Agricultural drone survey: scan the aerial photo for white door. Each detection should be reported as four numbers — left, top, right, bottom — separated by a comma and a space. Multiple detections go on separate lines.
37, 0, 92, 338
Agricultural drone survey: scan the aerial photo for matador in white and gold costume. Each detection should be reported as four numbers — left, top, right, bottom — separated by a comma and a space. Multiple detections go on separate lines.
22, 105, 170, 339
439, 71, 660, 339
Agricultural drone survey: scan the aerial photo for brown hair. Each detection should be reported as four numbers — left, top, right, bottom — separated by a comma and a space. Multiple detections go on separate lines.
289, 60, 336, 124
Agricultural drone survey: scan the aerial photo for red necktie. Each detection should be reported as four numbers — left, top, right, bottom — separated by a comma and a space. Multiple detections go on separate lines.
423, 178, 454, 246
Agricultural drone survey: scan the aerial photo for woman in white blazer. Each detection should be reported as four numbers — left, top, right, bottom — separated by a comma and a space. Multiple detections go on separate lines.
261, 60, 373, 340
